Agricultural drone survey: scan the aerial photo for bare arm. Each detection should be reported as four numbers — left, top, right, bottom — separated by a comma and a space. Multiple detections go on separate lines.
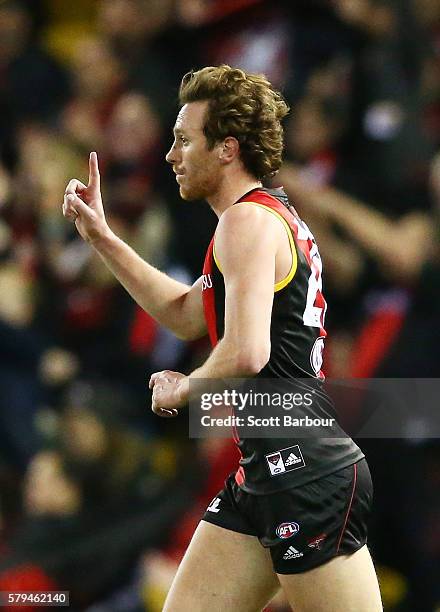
189, 203, 277, 379
149, 204, 283, 416
62, 153, 207, 340
280, 162, 435, 283
317, 189, 433, 283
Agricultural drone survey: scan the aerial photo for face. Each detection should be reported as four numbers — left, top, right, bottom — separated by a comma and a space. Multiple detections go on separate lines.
107, 92, 160, 160
72, 37, 124, 99
287, 99, 334, 162
0, 5, 29, 62
166, 101, 222, 201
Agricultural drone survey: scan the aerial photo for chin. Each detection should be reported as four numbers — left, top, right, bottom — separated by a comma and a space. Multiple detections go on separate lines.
179, 186, 199, 202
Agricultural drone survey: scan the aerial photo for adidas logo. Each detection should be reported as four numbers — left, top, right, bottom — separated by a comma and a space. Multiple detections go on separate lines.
284, 453, 301, 467
283, 546, 303, 560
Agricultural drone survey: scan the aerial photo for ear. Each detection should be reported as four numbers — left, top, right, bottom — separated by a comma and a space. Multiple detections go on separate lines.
219, 136, 240, 164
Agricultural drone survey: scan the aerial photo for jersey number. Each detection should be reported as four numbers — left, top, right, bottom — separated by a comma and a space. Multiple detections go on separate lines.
303, 241, 324, 328
294, 219, 325, 329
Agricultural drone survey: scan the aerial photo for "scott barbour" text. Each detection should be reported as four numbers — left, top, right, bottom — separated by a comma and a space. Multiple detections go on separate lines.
201, 415, 335, 427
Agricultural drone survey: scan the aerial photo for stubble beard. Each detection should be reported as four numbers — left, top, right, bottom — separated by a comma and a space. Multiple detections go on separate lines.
178, 171, 217, 202
179, 184, 199, 201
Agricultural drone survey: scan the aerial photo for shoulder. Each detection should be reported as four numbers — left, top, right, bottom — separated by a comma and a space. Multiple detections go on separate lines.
216, 202, 282, 239
214, 203, 280, 269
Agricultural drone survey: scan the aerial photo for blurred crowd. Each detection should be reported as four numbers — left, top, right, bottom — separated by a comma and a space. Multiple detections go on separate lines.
0, 0, 439, 610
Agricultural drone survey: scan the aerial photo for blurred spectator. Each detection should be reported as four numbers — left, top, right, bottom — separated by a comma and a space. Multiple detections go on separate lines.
0, 284, 43, 472
97, 0, 178, 123
279, 150, 440, 610
0, 381, 202, 610
332, 0, 435, 214
0, 0, 69, 165
104, 91, 164, 222
61, 36, 126, 152
97, 0, 173, 67
174, 0, 292, 90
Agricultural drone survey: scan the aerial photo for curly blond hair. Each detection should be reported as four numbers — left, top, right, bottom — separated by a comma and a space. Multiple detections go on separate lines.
179, 65, 289, 180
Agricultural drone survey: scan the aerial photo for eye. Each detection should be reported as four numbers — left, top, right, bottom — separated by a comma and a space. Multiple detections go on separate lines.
179, 135, 189, 145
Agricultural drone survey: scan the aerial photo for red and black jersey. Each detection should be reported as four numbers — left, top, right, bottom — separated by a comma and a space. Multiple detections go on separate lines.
202, 187, 363, 494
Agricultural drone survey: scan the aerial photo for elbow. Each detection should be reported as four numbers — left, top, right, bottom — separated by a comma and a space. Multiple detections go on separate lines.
173, 328, 205, 342
173, 328, 193, 341
235, 344, 271, 376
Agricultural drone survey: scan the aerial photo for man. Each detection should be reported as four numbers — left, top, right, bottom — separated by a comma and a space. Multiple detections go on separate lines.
63, 66, 382, 611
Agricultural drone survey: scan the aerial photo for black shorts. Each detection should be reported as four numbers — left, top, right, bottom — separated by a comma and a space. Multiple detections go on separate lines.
202, 458, 372, 574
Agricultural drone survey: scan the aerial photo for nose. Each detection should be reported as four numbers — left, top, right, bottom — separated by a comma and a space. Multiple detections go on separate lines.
166, 141, 177, 165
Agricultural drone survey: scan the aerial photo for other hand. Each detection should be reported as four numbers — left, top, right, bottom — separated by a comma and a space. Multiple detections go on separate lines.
149, 370, 189, 417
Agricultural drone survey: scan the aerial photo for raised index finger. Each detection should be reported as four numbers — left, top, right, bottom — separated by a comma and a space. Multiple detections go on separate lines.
88, 151, 100, 190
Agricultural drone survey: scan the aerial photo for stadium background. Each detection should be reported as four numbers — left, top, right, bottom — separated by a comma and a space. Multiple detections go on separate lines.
0, 0, 439, 610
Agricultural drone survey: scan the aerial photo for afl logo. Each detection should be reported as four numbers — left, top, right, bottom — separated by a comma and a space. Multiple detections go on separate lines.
202, 274, 212, 290
276, 522, 300, 539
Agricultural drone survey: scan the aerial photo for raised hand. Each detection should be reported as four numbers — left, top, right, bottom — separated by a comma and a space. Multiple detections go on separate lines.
62, 152, 109, 243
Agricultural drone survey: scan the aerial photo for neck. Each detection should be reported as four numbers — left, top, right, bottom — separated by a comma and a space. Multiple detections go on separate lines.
207, 172, 262, 217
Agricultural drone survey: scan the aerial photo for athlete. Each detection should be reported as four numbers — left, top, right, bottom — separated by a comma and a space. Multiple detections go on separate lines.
62, 66, 382, 611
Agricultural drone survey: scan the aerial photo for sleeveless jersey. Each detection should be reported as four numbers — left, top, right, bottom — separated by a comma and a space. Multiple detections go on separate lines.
202, 188, 364, 494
